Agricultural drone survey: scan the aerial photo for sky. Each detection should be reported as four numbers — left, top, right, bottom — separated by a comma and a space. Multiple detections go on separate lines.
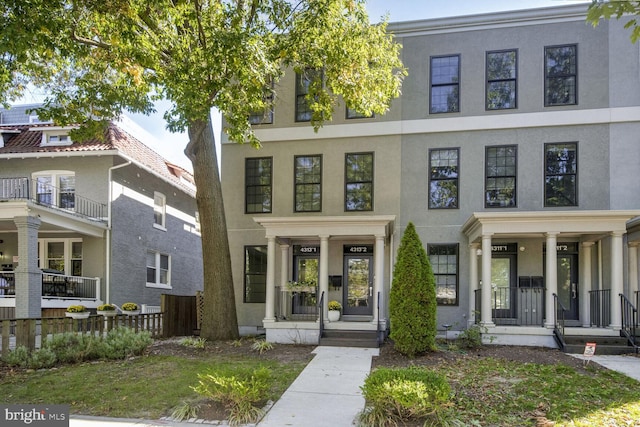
27, 0, 592, 173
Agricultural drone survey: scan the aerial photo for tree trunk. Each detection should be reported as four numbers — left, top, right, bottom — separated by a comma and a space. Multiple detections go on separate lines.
185, 115, 239, 341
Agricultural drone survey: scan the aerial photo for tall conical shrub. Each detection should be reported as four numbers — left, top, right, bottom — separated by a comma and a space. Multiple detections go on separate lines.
389, 222, 437, 356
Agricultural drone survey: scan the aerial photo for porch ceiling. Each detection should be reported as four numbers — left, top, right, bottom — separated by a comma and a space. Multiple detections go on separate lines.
254, 215, 396, 239
0, 201, 107, 237
462, 210, 640, 243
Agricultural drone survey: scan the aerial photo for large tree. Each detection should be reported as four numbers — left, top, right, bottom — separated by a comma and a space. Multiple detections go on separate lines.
587, 0, 640, 43
0, 0, 405, 340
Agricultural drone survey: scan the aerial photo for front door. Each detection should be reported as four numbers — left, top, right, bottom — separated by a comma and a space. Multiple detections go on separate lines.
557, 253, 579, 321
343, 255, 373, 316
293, 248, 319, 315
491, 254, 517, 319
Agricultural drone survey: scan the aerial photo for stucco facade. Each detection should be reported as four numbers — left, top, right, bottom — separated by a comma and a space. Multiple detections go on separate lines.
221, 4, 640, 346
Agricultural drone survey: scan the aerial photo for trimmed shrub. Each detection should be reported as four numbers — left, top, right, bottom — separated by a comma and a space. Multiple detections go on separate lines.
98, 327, 152, 359
2, 346, 57, 369
43, 332, 99, 363
193, 366, 272, 426
360, 367, 451, 425
389, 222, 437, 356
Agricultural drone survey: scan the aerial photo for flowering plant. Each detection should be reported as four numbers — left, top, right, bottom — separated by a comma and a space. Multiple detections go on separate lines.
97, 303, 116, 311
122, 302, 139, 311
66, 305, 87, 313
328, 300, 342, 311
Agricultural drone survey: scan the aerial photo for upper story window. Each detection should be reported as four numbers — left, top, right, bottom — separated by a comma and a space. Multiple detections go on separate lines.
245, 157, 272, 213
485, 145, 517, 208
429, 148, 459, 209
486, 50, 517, 110
545, 44, 577, 106
295, 155, 322, 212
430, 55, 460, 114
244, 246, 267, 303
249, 81, 274, 125
295, 69, 322, 122
153, 192, 166, 229
33, 171, 75, 210
545, 142, 578, 207
147, 250, 171, 288
428, 244, 459, 306
39, 129, 73, 147
345, 152, 374, 211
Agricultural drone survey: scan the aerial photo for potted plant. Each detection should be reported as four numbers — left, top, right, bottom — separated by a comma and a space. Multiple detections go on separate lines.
65, 305, 90, 319
328, 300, 342, 322
97, 303, 117, 317
121, 302, 140, 315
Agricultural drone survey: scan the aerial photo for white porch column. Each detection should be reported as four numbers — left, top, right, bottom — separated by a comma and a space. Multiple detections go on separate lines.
480, 234, 494, 327
264, 237, 277, 322
279, 243, 290, 320
580, 242, 594, 327
544, 232, 558, 329
469, 243, 480, 326
628, 243, 639, 297
319, 235, 330, 320
610, 231, 624, 330
373, 234, 385, 325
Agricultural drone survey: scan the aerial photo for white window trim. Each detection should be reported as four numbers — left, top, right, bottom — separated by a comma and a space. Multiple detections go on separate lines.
146, 251, 171, 289
153, 191, 167, 230
38, 238, 83, 275
32, 170, 76, 211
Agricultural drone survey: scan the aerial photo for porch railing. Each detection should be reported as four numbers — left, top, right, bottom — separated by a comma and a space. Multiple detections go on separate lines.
0, 271, 100, 300
474, 287, 545, 326
619, 293, 638, 352
318, 291, 325, 345
589, 289, 611, 327
275, 287, 318, 321
553, 293, 567, 351
0, 313, 164, 357
0, 177, 106, 222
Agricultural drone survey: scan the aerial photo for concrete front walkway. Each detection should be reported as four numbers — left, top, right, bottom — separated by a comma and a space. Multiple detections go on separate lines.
256, 346, 379, 427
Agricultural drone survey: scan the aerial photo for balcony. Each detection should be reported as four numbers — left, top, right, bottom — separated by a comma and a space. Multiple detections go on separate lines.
0, 177, 106, 222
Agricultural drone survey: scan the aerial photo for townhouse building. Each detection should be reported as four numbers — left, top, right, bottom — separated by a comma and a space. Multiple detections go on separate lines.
221, 4, 640, 347
0, 105, 203, 318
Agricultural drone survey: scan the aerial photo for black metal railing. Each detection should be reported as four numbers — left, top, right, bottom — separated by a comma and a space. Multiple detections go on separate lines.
0, 177, 106, 221
589, 289, 611, 327
553, 293, 567, 351
620, 293, 638, 352
474, 287, 544, 326
376, 291, 381, 345
318, 291, 325, 345
0, 271, 99, 300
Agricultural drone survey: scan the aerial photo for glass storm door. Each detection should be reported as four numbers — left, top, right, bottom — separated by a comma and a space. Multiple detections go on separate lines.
343, 256, 373, 316
557, 254, 579, 321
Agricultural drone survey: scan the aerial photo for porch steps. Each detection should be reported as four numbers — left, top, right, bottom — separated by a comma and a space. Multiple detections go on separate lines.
562, 335, 636, 355
320, 329, 379, 348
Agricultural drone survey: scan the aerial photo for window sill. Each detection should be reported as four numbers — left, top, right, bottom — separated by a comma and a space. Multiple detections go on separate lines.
146, 283, 172, 290
153, 223, 167, 232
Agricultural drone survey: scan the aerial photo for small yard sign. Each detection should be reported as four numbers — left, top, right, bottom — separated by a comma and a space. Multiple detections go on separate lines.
583, 342, 596, 365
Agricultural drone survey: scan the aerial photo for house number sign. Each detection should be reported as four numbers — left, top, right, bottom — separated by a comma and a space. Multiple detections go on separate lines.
344, 245, 374, 254
294, 246, 319, 255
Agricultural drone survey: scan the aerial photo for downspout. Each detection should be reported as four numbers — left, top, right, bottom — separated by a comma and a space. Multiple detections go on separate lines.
106, 161, 132, 303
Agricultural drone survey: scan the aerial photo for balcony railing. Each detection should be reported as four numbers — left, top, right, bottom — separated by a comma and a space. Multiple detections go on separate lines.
0, 177, 106, 222
0, 271, 100, 300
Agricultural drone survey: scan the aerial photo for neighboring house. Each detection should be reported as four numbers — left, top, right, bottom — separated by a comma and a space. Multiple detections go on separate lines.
0, 104, 203, 318
221, 4, 640, 347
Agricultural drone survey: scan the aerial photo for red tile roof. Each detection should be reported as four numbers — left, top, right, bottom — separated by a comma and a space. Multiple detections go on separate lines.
0, 122, 195, 195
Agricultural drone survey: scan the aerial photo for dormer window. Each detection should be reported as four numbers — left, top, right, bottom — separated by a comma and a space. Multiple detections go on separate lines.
43, 133, 72, 146
31, 126, 76, 147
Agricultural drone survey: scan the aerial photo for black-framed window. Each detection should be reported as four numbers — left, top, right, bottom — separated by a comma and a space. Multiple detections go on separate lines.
346, 107, 373, 119
245, 157, 272, 213
545, 44, 577, 106
430, 55, 460, 113
249, 81, 274, 125
545, 143, 578, 207
244, 246, 267, 303
486, 50, 517, 110
428, 244, 458, 306
429, 148, 459, 209
295, 155, 322, 212
345, 152, 374, 211
485, 145, 517, 208
295, 68, 322, 122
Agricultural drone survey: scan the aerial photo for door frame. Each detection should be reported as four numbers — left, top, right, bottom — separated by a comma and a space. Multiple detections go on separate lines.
342, 245, 374, 316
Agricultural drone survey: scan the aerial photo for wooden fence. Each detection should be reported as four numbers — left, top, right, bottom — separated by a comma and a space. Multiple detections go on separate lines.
0, 313, 163, 357
161, 294, 198, 337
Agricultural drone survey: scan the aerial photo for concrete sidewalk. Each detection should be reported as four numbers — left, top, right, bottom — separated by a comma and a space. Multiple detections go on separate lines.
256, 346, 379, 427
570, 353, 640, 382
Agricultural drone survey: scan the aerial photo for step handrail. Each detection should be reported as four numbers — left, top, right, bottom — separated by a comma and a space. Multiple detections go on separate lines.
317, 291, 325, 345
553, 293, 567, 351
619, 293, 638, 353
